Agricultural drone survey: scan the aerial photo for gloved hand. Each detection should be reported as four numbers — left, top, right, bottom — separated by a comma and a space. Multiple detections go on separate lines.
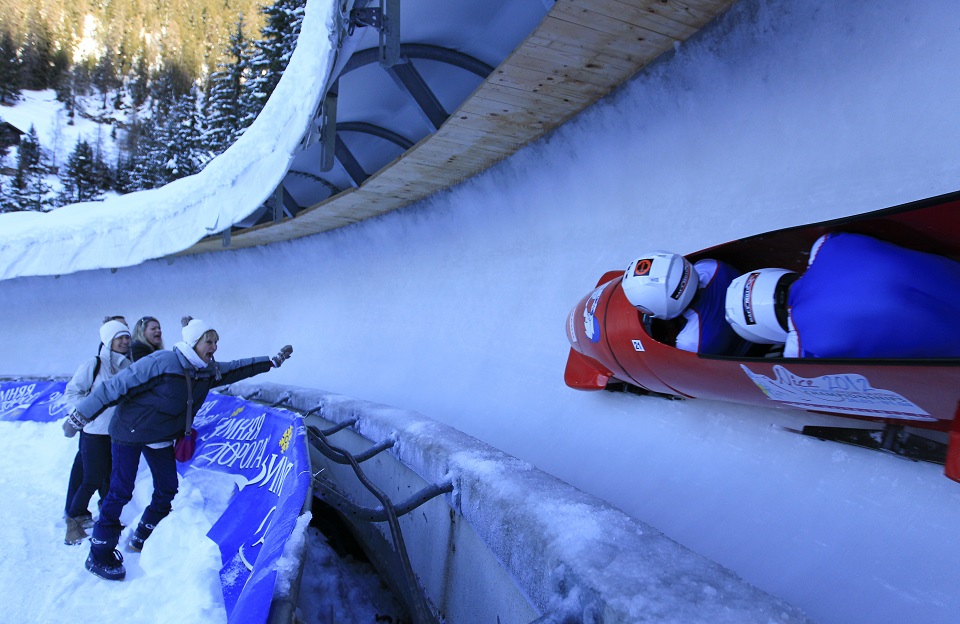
62, 410, 89, 438
272, 345, 293, 368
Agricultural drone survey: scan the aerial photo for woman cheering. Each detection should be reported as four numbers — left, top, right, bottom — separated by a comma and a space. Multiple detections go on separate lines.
64, 316, 292, 581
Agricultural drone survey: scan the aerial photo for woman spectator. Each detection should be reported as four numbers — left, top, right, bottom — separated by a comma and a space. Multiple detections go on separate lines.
130, 316, 164, 361
63, 316, 292, 581
63, 319, 132, 545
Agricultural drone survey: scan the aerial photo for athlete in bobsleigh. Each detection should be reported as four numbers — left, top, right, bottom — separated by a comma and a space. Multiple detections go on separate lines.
622, 251, 745, 355
724, 232, 960, 358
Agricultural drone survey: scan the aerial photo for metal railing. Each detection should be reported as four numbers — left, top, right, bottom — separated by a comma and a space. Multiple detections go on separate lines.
261, 395, 452, 624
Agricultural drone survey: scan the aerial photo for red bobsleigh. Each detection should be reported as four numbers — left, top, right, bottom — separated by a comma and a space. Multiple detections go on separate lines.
564, 191, 960, 482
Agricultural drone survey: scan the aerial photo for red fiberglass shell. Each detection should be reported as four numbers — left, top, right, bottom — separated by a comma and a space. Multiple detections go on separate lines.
564, 190, 960, 480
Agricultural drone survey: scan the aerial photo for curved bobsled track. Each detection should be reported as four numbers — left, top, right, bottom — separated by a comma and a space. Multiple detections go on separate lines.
2, 1, 960, 623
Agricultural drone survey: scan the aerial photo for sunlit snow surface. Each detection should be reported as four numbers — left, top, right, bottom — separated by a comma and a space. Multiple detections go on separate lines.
2, 1, 960, 623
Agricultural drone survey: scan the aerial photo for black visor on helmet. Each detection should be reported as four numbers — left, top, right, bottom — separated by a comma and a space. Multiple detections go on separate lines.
773, 273, 800, 332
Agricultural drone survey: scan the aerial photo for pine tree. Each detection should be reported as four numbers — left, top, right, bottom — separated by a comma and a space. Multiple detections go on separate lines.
20, 18, 56, 90
57, 75, 78, 126
91, 142, 113, 192
244, 0, 306, 127
127, 64, 201, 190
113, 153, 134, 194
0, 176, 17, 214
93, 48, 122, 110
204, 15, 252, 155
14, 126, 41, 181
172, 86, 212, 176
0, 174, 16, 213
0, 30, 20, 104
12, 126, 54, 211
128, 114, 166, 190
153, 86, 207, 182
128, 57, 150, 109
59, 140, 102, 204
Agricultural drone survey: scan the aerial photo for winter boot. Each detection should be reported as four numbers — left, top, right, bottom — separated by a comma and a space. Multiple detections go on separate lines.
85, 548, 125, 581
64, 516, 89, 545
126, 522, 154, 553
76, 513, 95, 531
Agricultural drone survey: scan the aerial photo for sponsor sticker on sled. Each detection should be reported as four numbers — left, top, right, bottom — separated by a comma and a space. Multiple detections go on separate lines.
582, 283, 607, 343
740, 364, 933, 421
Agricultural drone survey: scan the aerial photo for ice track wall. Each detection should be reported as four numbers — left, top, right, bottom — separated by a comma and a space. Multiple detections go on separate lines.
221, 380, 811, 623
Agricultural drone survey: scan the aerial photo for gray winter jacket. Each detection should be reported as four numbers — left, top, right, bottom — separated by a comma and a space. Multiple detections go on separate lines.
74, 348, 271, 445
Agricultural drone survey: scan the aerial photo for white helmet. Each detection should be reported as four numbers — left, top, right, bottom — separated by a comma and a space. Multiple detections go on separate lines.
622, 252, 698, 320
724, 269, 798, 344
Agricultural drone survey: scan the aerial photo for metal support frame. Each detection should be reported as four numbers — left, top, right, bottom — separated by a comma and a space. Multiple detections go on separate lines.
333, 0, 352, 49
329, 122, 415, 187
319, 80, 339, 172
241, 397, 446, 621
271, 186, 284, 222
304, 421, 440, 623
380, 0, 401, 66
285, 170, 342, 197
233, 16, 501, 242
349, 0, 400, 67
385, 59, 447, 130
342, 43, 494, 80
337, 121, 414, 150
313, 477, 452, 523
335, 135, 367, 187
280, 187, 301, 218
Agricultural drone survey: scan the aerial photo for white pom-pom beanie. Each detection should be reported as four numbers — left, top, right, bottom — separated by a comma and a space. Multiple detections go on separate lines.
99, 320, 130, 346
182, 318, 215, 347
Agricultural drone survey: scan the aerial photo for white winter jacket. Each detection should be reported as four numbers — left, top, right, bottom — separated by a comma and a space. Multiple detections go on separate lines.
65, 349, 131, 435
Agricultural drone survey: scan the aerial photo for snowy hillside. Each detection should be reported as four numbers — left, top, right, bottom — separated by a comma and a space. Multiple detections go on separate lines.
0, 0, 335, 278
2, 1, 960, 623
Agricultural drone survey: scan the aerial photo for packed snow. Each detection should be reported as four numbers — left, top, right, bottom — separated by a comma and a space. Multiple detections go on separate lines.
2, 0, 960, 623
0, 417, 403, 623
0, 90, 122, 175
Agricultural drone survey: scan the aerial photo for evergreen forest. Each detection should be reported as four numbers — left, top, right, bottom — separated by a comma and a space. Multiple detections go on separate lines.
0, 0, 308, 213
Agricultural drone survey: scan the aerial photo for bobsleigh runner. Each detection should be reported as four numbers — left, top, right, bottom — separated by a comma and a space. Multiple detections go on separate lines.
564, 190, 960, 482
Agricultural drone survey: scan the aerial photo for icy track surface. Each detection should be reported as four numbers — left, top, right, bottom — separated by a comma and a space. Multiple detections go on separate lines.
2, 1, 960, 623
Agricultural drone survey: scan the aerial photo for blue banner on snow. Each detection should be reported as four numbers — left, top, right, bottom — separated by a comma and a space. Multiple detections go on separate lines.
0, 380, 71, 422
0, 381, 308, 624
188, 393, 310, 623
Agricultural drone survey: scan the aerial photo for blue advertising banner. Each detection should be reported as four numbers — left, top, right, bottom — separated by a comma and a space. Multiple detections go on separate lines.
0, 380, 70, 422
0, 381, 308, 624
181, 393, 310, 623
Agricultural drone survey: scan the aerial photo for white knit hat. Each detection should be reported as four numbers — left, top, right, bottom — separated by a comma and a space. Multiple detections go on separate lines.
99, 320, 130, 346
182, 317, 215, 347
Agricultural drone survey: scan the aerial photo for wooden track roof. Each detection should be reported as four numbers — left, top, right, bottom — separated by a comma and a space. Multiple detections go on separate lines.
180, 0, 737, 255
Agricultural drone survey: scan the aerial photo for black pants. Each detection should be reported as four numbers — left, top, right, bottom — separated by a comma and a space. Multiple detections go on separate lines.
66, 432, 111, 519
91, 443, 178, 557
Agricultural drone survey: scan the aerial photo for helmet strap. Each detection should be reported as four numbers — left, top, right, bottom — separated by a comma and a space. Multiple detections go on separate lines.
773, 273, 800, 331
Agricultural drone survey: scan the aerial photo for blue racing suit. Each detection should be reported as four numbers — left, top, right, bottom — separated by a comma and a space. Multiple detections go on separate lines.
786, 233, 960, 358
677, 259, 744, 355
